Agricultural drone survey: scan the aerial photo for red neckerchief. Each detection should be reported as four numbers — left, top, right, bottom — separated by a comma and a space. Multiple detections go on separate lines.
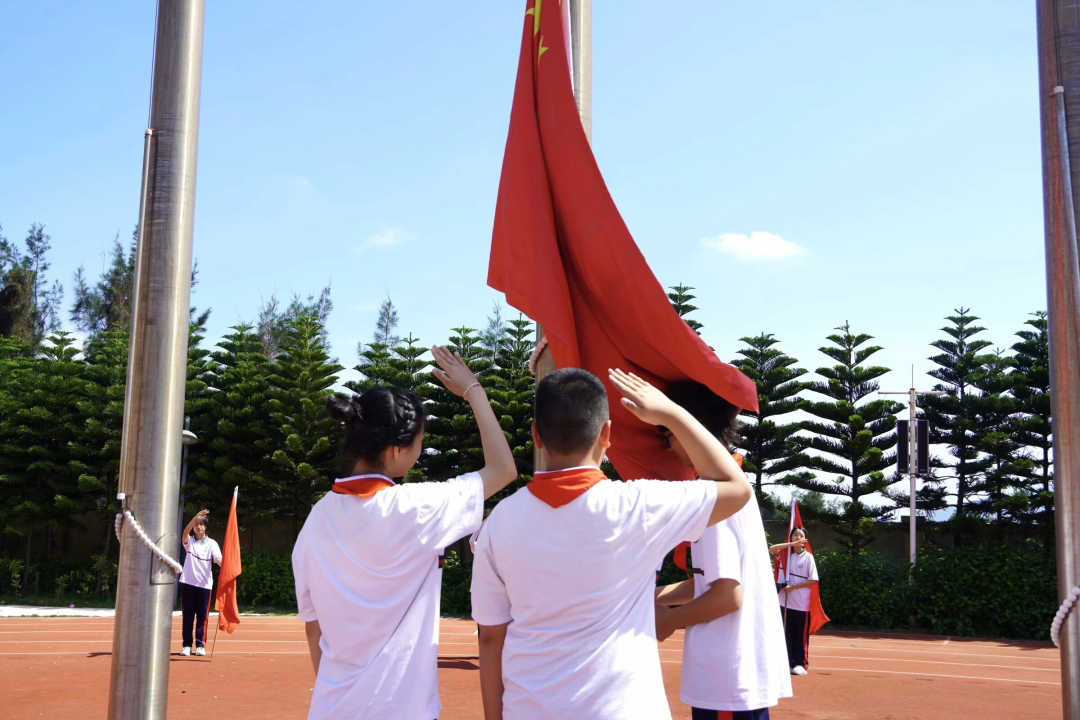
673, 453, 743, 577
528, 467, 607, 508
331, 474, 396, 498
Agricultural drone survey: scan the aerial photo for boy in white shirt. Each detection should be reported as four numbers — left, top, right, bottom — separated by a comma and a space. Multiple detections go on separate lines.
471, 368, 753, 720
653, 381, 791, 720
291, 346, 517, 720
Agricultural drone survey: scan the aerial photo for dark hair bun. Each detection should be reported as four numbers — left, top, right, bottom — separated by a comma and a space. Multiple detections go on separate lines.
330, 386, 427, 465
326, 393, 360, 423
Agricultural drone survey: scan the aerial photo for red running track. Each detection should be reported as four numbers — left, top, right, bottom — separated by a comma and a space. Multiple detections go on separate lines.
0, 616, 1061, 719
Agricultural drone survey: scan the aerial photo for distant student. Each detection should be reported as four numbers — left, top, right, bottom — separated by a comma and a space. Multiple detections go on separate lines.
471, 368, 752, 720
291, 346, 517, 720
653, 381, 791, 720
178, 509, 221, 657
770, 526, 819, 675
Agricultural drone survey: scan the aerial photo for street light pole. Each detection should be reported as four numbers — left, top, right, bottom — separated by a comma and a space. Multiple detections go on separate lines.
881, 377, 946, 569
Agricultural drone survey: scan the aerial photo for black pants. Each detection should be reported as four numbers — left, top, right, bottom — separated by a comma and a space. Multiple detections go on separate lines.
782, 607, 809, 668
691, 709, 770, 719
180, 582, 213, 649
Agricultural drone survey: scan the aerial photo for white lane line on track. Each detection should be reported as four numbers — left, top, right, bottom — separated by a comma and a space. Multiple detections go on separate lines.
805, 666, 1061, 686
811, 654, 1058, 673
808, 642, 1059, 662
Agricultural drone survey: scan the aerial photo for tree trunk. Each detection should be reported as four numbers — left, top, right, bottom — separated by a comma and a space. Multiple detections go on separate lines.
954, 477, 966, 547
95, 520, 113, 596
22, 525, 33, 593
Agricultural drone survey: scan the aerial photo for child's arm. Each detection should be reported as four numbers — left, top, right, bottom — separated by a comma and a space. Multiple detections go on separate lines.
656, 579, 743, 641
181, 510, 208, 544
769, 540, 804, 555
608, 369, 751, 525
478, 623, 508, 720
655, 580, 695, 606
431, 346, 516, 499
304, 620, 322, 676
781, 579, 819, 593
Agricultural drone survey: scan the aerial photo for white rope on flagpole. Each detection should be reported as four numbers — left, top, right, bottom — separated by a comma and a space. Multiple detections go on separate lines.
1052, 586, 1080, 648
114, 510, 183, 575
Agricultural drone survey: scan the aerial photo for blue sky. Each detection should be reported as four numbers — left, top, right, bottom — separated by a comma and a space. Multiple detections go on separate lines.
1, 2, 1044, 506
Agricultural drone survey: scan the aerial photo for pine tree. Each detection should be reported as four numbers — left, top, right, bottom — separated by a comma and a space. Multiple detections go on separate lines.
480, 302, 507, 365
668, 283, 703, 334
70, 233, 136, 336
485, 316, 537, 505
422, 327, 492, 484
260, 316, 344, 538
921, 309, 993, 546
1010, 312, 1053, 541
0, 224, 64, 346
788, 323, 905, 551
0, 333, 86, 584
72, 331, 129, 591
256, 285, 333, 360
188, 325, 273, 526
731, 333, 811, 501
373, 295, 401, 346
970, 351, 1032, 535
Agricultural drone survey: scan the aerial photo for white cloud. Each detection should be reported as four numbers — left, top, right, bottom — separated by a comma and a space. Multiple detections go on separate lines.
701, 231, 805, 260
356, 227, 415, 254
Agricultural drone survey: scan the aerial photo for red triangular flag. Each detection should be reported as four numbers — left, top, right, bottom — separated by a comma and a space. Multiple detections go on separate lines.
488, 0, 758, 483
774, 499, 829, 636
215, 487, 242, 634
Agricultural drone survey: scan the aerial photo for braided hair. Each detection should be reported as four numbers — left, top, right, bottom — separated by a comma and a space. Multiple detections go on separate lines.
326, 387, 427, 470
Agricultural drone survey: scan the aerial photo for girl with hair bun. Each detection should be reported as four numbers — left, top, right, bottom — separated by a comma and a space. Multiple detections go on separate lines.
291, 346, 517, 720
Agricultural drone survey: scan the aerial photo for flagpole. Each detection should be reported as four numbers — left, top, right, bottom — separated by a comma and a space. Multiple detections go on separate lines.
1037, 2, 1080, 716
534, 0, 593, 472
108, 1, 204, 717
210, 619, 220, 658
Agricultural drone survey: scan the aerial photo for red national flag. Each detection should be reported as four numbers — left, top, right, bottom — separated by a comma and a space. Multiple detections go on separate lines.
215, 487, 242, 634
488, 0, 759, 483
774, 499, 829, 635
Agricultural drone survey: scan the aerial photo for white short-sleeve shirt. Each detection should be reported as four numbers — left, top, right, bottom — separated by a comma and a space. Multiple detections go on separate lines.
681, 495, 792, 712
291, 473, 484, 720
777, 549, 819, 612
179, 535, 221, 590
471, 477, 718, 720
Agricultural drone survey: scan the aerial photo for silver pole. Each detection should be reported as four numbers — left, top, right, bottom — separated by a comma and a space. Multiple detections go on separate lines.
1037, 2, 1080, 715
108, 1, 205, 717
534, 0, 593, 472
569, 0, 592, 143
908, 388, 917, 567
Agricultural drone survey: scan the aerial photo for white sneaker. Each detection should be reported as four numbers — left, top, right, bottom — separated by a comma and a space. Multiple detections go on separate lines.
181, 647, 191, 656
791, 665, 808, 676
195, 647, 206, 656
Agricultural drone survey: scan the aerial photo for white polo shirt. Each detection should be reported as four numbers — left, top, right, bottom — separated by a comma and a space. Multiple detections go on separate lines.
292, 472, 484, 720
681, 495, 792, 712
179, 535, 221, 590
777, 549, 818, 612
471, 478, 718, 720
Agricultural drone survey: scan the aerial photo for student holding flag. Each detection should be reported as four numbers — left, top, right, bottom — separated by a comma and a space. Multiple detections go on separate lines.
771, 501, 829, 675
178, 509, 221, 656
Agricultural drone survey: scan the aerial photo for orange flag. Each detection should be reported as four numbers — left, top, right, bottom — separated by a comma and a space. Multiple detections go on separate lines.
773, 499, 829, 636
488, 0, 758, 483
215, 487, 242, 633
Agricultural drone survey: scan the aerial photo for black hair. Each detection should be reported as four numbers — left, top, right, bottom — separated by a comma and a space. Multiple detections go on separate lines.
194, 516, 208, 530
660, 380, 741, 448
789, 525, 807, 541
534, 368, 609, 455
326, 386, 427, 470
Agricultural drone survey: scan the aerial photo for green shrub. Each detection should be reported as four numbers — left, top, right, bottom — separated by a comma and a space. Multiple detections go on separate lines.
816, 549, 909, 629
911, 540, 1057, 640
0, 555, 116, 599
441, 550, 471, 618
235, 552, 296, 608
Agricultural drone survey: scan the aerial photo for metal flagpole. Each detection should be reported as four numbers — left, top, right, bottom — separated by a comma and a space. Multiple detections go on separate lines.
108, 1, 205, 717
534, 0, 592, 471
1036, 3, 1080, 716
880, 378, 945, 569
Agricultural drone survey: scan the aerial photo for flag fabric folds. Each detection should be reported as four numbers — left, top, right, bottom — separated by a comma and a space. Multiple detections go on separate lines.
487, 0, 759, 483
215, 487, 242, 634
774, 498, 829, 635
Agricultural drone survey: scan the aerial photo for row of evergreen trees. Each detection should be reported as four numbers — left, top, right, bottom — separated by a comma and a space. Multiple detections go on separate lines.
669, 285, 1052, 551
0, 224, 1056, 573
